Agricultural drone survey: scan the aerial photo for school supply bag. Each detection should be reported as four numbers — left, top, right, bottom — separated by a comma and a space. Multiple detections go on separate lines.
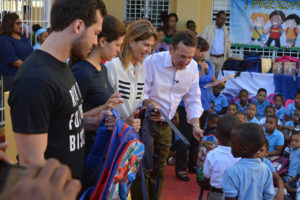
244, 52, 261, 73
81, 109, 144, 200
196, 135, 218, 190
272, 156, 289, 176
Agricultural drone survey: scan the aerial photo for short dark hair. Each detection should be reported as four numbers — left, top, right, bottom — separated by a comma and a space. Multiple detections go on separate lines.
32, 24, 42, 33
186, 20, 195, 28
228, 103, 238, 110
98, 15, 126, 42
247, 102, 257, 109
257, 88, 267, 95
286, 14, 300, 25
217, 114, 241, 140
167, 13, 178, 22
239, 89, 248, 96
295, 90, 300, 98
265, 106, 275, 113
0, 12, 19, 36
208, 114, 219, 121
232, 123, 265, 156
270, 10, 286, 22
266, 115, 278, 123
172, 30, 197, 49
196, 37, 209, 52
50, 0, 107, 32
216, 11, 226, 18
274, 94, 284, 103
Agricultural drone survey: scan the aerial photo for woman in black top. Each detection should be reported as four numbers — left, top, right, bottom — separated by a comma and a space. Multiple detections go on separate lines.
71, 15, 126, 157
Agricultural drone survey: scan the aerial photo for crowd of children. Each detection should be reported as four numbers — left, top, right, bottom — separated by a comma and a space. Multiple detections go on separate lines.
199, 87, 300, 199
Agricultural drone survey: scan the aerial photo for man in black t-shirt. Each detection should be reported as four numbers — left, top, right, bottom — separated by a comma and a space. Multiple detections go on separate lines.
8, 0, 107, 180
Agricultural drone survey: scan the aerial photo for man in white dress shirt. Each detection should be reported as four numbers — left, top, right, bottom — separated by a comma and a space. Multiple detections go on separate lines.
142, 30, 204, 200
202, 11, 233, 77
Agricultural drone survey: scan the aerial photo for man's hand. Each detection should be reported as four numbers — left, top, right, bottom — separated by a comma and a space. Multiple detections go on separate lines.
105, 116, 116, 131
125, 111, 141, 132
84, 110, 113, 132
192, 126, 204, 141
143, 99, 159, 108
11, 159, 81, 200
0, 142, 13, 164
150, 109, 161, 122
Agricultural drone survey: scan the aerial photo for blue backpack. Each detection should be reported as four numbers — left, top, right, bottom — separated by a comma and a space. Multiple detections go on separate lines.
80, 109, 144, 200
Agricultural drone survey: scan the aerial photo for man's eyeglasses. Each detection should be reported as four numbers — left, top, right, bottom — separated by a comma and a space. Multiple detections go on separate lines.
15, 22, 22, 26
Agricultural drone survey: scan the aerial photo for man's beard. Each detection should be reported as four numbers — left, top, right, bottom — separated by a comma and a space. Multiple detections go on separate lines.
70, 31, 89, 61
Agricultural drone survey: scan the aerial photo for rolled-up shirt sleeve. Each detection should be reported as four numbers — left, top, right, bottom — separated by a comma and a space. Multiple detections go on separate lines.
183, 65, 203, 122
143, 56, 152, 100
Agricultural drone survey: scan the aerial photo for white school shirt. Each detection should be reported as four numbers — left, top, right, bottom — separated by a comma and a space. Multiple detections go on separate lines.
106, 57, 145, 119
143, 51, 203, 121
203, 145, 239, 189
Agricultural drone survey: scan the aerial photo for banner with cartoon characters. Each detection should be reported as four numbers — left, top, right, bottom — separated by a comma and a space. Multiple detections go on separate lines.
230, 0, 300, 49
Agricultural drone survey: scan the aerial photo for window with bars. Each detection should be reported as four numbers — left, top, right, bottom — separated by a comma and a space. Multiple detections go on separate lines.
124, 0, 169, 28
212, 0, 300, 59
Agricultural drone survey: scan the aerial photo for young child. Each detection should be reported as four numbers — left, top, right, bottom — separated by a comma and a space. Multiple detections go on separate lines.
259, 106, 283, 126
203, 115, 241, 200
155, 28, 169, 52
226, 103, 238, 115
284, 165, 300, 199
236, 89, 249, 113
281, 109, 300, 140
256, 138, 284, 200
286, 91, 300, 121
273, 94, 286, 123
264, 115, 284, 157
283, 133, 300, 184
235, 111, 246, 124
222, 123, 275, 199
203, 114, 219, 136
245, 103, 260, 124
252, 88, 271, 119
211, 85, 229, 115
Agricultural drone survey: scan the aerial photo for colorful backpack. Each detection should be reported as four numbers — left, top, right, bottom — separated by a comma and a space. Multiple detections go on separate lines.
196, 135, 218, 190
81, 109, 144, 200
272, 156, 289, 176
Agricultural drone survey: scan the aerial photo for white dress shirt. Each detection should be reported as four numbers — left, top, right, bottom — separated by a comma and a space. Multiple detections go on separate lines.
203, 145, 240, 189
143, 51, 203, 121
106, 57, 145, 119
210, 26, 225, 55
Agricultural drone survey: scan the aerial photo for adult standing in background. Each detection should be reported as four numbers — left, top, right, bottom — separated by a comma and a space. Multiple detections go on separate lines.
8, 0, 107, 180
0, 12, 33, 91
106, 19, 159, 132
202, 11, 233, 77
163, 13, 178, 45
141, 30, 204, 200
175, 37, 216, 181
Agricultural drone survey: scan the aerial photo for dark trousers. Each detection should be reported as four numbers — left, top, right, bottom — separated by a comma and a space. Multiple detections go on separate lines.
131, 122, 172, 200
265, 37, 280, 48
175, 106, 198, 172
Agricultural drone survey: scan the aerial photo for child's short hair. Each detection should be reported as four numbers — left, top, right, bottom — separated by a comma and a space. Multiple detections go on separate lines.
265, 106, 275, 113
228, 103, 238, 109
247, 102, 257, 109
208, 113, 219, 121
239, 89, 248, 96
273, 94, 284, 103
266, 115, 278, 123
232, 123, 265, 156
294, 90, 300, 98
257, 88, 267, 95
217, 114, 241, 140
235, 111, 246, 117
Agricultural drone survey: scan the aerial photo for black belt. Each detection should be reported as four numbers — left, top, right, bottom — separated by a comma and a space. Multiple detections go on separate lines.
210, 54, 224, 58
211, 187, 223, 193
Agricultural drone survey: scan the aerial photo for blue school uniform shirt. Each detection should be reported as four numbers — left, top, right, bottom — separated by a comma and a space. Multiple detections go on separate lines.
222, 158, 274, 200
0, 35, 33, 76
236, 100, 248, 113
274, 105, 285, 122
285, 120, 299, 130
288, 148, 300, 177
179, 59, 214, 110
245, 116, 260, 124
263, 128, 284, 152
33, 42, 41, 50
252, 98, 271, 118
286, 103, 297, 119
211, 93, 228, 114
263, 157, 275, 173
